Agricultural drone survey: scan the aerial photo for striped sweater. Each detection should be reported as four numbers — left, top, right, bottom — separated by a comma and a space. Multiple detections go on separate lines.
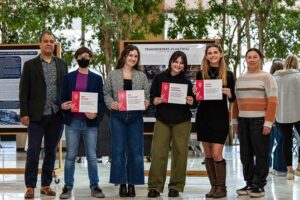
231, 71, 278, 128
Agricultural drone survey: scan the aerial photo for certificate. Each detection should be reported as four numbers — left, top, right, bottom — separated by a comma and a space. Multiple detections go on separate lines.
118, 90, 145, 111
71, 92, 98, 113
161, 82, 188, 104
195, 79, 222, 100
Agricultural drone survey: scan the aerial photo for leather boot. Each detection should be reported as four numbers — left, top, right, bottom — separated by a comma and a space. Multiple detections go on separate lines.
205, 158, 216, 198
127, 184, 136, 197
213, 159, 227, 198
24, 187, 34, 199
119, 184, 127, 197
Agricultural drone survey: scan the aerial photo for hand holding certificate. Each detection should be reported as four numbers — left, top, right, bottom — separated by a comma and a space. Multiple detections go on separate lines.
161, 82, 188, 104
118, 90, 145, 111
195, 79, 222, 100
71, 92, 98, 113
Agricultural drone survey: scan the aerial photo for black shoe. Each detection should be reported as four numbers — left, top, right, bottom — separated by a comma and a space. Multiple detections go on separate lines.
127, 184, 136, 197
147, 189, 160, 198
119, 184, 127, 197
90, 186, 105, 198
59, 186, 72, 199
236, 185, 253, 195
168, 189, 179, 197
249, 187, 265, 198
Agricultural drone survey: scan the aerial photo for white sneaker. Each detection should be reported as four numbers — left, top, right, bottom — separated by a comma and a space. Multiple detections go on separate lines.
295, 169, 300, 176
236, 185, 253, 195
273, 170, 287, 176
249, 187, 265, 198
287, 172, 294, 180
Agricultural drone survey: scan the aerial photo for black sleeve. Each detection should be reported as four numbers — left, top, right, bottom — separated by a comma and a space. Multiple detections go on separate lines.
96, 75, 105, 122
150, 74, 160, 105
196, 71, 203, 80
61, 74, 70, 105
227, 71, 236, 102
59, 74, 69, 116
19, 61, 30, 117
187, 80, 197, 109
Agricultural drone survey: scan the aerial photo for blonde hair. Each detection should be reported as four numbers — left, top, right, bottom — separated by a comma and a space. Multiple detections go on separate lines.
284, 55, 299, 70
201, 43, 227, 86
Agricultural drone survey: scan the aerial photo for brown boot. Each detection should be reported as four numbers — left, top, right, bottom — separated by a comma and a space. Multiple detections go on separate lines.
24, 187, 34, 199
40, 186, 56, 196
213, 159, 227, 198
205, 158, 217, 198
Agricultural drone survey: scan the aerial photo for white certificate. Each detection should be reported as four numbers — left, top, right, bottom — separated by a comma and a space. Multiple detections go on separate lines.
161, 82, 188, 104
195, 79, 222, 100
118, 90, 145, 111
71, 92, 98, 113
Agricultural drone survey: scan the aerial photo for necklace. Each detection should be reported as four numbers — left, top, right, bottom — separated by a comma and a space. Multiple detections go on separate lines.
209, 68, 219, 79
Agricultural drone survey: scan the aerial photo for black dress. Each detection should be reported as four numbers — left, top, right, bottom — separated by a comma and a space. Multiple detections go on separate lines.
196, 67, 236, 144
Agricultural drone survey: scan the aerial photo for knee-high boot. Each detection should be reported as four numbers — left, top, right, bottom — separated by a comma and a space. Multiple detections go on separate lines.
205, 158, 216, 198
213, 159, 227, 198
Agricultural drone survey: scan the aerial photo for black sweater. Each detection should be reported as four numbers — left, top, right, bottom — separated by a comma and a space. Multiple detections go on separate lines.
150, 70, 197, 124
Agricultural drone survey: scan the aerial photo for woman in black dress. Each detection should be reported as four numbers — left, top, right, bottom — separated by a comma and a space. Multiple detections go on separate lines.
194, 44, 236, 198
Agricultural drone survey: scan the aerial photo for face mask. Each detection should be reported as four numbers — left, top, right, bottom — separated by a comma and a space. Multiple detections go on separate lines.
77, 59, 90, 68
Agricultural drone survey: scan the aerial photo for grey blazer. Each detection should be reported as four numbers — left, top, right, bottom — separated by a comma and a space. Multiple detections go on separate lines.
104, 69, 150, 110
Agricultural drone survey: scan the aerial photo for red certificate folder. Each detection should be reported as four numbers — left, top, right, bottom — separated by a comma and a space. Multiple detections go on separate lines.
71, 91, 80, 112
118, 90, 127, 111
161, 82, 170, 103
195, 80, 204, 100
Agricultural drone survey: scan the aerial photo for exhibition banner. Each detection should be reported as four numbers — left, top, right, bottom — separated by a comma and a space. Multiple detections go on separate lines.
0, 44, 61, 129
121, 39, 218, 118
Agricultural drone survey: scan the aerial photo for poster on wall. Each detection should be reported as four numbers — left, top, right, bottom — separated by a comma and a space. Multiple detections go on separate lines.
0, 44, 60, 130
121, 39, 219, 119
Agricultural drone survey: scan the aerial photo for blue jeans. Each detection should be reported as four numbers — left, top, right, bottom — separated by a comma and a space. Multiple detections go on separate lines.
109, 111, 144, 184
268, 123, 287, 172
64, 119, 99, 188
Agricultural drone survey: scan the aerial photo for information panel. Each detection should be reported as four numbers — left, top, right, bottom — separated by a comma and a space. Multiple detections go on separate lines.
0, 44, 61, 130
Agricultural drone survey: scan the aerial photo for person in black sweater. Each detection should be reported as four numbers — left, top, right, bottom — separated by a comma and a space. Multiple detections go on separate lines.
147, 51, 197, 198
194, 44, 236, 198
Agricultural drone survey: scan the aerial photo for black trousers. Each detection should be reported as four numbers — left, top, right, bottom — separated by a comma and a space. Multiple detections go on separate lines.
238, 117, 269, 188
25, 113, 63, 188
277, 121, 300, 166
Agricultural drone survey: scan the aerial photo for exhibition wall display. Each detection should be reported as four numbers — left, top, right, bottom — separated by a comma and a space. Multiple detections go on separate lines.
0, 44, 61, 131
120, 39, 219, 121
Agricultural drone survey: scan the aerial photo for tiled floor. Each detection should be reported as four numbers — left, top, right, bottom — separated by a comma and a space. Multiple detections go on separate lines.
0, 141, 300, 200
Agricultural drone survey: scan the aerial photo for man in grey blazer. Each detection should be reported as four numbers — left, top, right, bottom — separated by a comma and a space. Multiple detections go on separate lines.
19, 31, 68, 199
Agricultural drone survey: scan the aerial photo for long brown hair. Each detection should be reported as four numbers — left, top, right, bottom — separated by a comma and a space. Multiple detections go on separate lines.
201, 43, 227, 86
116, 45, 141, 70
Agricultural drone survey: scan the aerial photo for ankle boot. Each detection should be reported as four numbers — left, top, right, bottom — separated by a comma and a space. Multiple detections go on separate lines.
213, 159, 227, 198
127, 184, 136, 197
119, 184, 127, 197
205, 158, 217, 198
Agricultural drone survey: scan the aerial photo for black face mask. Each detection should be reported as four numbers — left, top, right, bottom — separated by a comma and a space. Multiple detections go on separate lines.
77, 59, 90, 68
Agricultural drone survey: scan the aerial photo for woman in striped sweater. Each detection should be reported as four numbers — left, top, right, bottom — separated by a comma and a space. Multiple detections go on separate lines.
232, 48, 278, 198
